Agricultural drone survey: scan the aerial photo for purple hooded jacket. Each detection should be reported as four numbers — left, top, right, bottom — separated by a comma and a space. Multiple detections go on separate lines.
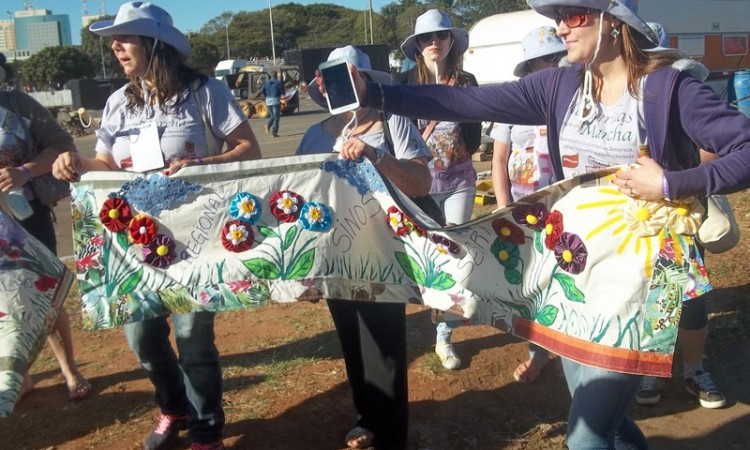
365, 64, 750, 200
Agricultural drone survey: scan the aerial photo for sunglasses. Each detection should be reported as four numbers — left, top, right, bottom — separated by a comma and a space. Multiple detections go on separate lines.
554, 7, 595, 29
417, 30, 452, 44
538, 53, 562, 63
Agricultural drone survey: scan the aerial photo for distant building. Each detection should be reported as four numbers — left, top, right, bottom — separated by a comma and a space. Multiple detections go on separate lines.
2, 9, 73, 60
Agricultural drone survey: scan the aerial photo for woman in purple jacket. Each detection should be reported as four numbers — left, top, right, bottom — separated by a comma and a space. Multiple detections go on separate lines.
343, 0, 750, 448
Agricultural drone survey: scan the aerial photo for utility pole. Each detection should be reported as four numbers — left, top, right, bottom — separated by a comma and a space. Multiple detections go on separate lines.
268, 0, 276, 62
368, 0, 374, 45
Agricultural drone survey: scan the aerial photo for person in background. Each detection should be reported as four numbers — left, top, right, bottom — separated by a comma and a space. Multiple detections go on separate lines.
489, 25, 568, 383
351, 0, 750, 447
261, 71, 284, 137
396, 8, 482, 371
297, 45, 431, 450
634, 21, 726, 409
52, 3, 260, 449
0, 64, 92, 403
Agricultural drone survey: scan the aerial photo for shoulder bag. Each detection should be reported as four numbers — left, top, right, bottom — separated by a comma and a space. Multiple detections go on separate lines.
697, 194, 740, 253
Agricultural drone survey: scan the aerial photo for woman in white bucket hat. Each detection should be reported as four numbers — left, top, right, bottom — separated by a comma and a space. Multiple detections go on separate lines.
52, 3, 260, 450
348, 0, 750, 448
396, 8, 481, 372
298, 45, 431, 450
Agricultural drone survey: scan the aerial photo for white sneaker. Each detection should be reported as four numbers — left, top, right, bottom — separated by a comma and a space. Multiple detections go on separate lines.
435, 343, 461, 370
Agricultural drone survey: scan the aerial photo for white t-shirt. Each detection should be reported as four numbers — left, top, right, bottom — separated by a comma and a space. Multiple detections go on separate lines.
490, 122, 553, 200
558, 80, 647, 178
95, 78, 246, 170
296, 113, 431, 161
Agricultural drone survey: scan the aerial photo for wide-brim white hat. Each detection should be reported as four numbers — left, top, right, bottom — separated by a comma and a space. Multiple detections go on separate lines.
527, 0, 658, 47
400, 9, 469, 61
90, 1, 190, 59
309, 45, 393, 110
646, 22, 670, 51
514, 26, 568, 77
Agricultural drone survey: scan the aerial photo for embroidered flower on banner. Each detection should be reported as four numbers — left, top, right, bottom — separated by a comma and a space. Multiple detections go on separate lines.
128, 214, 158, 245
270, 190, 303, 222
544, 210, 564, 250
387, 206, 409, 236
230, 192, 263, 225
0, 239, 23, 259
300, 201, 333, 232
665, 198, 703, 235
512, 203, 548, 230
143, 234, 176, 268
221, 220, 254, 252
430, 235, 460, 255
100, 196, 133, 232
554, 232, 588, 274
622, 199, 668, 237
492, 218, 525, 245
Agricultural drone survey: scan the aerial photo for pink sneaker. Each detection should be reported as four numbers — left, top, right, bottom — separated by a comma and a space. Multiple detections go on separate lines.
144, 413, 189, 450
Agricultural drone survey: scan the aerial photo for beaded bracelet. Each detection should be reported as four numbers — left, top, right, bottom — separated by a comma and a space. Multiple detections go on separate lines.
195, 157, 204, 165
18, 165, 32, 178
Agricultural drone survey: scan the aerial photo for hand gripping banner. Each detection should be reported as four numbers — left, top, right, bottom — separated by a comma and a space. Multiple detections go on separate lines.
69, 154, 710, 377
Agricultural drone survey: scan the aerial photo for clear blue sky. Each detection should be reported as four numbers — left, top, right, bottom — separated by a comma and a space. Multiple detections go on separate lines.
10, 1, 391, 44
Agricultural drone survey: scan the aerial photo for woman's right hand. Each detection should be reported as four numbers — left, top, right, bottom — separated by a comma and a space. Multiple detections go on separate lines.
52, 151, 82, 182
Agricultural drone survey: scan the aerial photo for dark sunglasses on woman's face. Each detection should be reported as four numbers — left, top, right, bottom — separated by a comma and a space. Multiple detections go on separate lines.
554, 7, 594, 29
417, 30, 452, 44
539, 52, 562, 63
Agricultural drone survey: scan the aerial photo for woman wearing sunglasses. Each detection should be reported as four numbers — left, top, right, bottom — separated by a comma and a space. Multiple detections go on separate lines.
348, 0, 750, 448
396, 8, 481, 371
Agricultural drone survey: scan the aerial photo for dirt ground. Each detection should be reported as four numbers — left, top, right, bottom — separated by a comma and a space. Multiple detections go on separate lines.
3, 153, 750, 449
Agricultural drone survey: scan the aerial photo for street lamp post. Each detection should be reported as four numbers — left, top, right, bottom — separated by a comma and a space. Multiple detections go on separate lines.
268, 0, 276, 63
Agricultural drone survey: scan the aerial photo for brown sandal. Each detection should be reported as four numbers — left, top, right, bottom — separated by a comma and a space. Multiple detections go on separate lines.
67, 378, 93, 401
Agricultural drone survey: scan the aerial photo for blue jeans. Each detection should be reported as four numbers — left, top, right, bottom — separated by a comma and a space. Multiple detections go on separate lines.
561, 358, 648, 450
430, 185, 476, 225
124, 312, 224, 444
267, 104, 281, 136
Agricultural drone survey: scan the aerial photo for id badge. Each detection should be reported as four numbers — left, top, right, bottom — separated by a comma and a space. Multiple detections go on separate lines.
130, 122, 165, 172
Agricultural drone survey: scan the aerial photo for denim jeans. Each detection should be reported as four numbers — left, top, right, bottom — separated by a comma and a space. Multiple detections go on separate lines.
430, 185, 476, 225
124, 312, 224, 444
267, 104, 281, 136
561, 358, 648, 450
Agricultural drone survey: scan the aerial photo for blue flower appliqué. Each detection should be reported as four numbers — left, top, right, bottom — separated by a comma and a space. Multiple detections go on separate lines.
299, 201, 333, 232
229, 192, 263, 225
120, 174, 203, 216
323, 158, 387, 195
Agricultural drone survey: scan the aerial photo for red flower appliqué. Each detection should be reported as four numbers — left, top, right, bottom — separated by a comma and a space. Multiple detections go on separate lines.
270, 190, 304, 223
544, 210, 564, 250
34, 275, 58, 292
492, 219, 525, 245
128, 214, 158, 245
221, 220, 254, 252
100, 197, 133, 232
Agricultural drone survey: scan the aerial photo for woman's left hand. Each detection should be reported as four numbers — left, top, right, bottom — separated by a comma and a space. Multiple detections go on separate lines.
163, 159, 200, 176
339, 137, 374, 162
613, 156, 665, 201
0, 167, 32, 192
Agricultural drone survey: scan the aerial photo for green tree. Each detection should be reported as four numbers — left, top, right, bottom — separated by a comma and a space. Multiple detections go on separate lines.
80, 16, 123, 79
188, 34, 222, 73
23, 46, 96, 88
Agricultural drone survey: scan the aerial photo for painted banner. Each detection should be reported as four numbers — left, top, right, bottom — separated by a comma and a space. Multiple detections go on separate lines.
0, 210, 74, 418
70, 154, 710, 377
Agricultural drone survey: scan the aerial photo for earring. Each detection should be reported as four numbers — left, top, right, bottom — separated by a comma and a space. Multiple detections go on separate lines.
611, 27, 621, 40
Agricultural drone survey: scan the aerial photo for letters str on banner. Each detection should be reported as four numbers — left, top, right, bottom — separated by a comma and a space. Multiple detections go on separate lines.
69, 154, 710, 377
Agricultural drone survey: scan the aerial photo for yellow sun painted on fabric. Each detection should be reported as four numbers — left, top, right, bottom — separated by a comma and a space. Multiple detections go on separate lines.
675, 206, 689, 217
156, 245, 169, 256
635, 207, 651, 222
498, 250, 509, 262
526, 215, 538, 226
240, 200, 255, 214
562, 249, 574, 263
108, 209, 120, 219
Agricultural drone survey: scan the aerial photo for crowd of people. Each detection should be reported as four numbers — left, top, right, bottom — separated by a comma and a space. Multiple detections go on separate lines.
3, 0, 747, 449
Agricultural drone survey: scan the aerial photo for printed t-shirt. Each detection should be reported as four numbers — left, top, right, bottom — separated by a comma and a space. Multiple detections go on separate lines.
490, 122, 553, 201
417, 119, 476, 194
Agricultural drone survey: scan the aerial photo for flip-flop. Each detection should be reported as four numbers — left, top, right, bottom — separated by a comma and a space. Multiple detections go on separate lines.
513, 359, 544, 383
67, 378, 93, 401
345, 426, 374, 449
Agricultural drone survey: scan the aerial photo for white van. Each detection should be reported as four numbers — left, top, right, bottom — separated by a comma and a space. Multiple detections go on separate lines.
463, 10, 555, 85
214, 59, 249, 79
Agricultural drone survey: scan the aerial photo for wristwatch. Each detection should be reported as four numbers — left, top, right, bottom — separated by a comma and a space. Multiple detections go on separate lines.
370, 146, 386, 165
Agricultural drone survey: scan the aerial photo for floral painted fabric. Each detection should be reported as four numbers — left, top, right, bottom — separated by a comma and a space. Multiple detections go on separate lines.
70, 155, 709, 376
0, 210, 73, 417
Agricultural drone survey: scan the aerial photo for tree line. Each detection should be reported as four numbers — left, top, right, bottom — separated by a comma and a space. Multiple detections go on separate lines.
2, 0, 527, 89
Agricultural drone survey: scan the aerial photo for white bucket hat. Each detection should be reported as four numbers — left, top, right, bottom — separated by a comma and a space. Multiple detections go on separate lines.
90, 2, 190, 59
646, 22, 670, 51
514, 26, 567, 77
400, 9, 469, 61
309, 45, 393, 110
526, 0, 658, 47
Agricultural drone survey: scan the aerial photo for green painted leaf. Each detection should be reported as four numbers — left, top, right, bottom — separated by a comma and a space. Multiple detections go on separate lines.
116, 232, 129, 250
77, 279, 95, 294
534, 230, 543, 253
504, 268, 523, 285
283, 226, 298, 250
395, 251, 427, 285
286, 248, 315, 279
552, 273, 586, 303
507, 303, 532, 319
430, 272, 456, 290
117, 268, 143, 296
243, 258, 281, 279
536, 305, 559, 326
258, 226, 278, 238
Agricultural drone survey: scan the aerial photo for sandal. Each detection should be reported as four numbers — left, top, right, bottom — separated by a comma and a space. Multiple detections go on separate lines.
67, 377, 93, 401
435, 343, 462, 370
345, 426, 374, 449
513, 358, 546, 383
